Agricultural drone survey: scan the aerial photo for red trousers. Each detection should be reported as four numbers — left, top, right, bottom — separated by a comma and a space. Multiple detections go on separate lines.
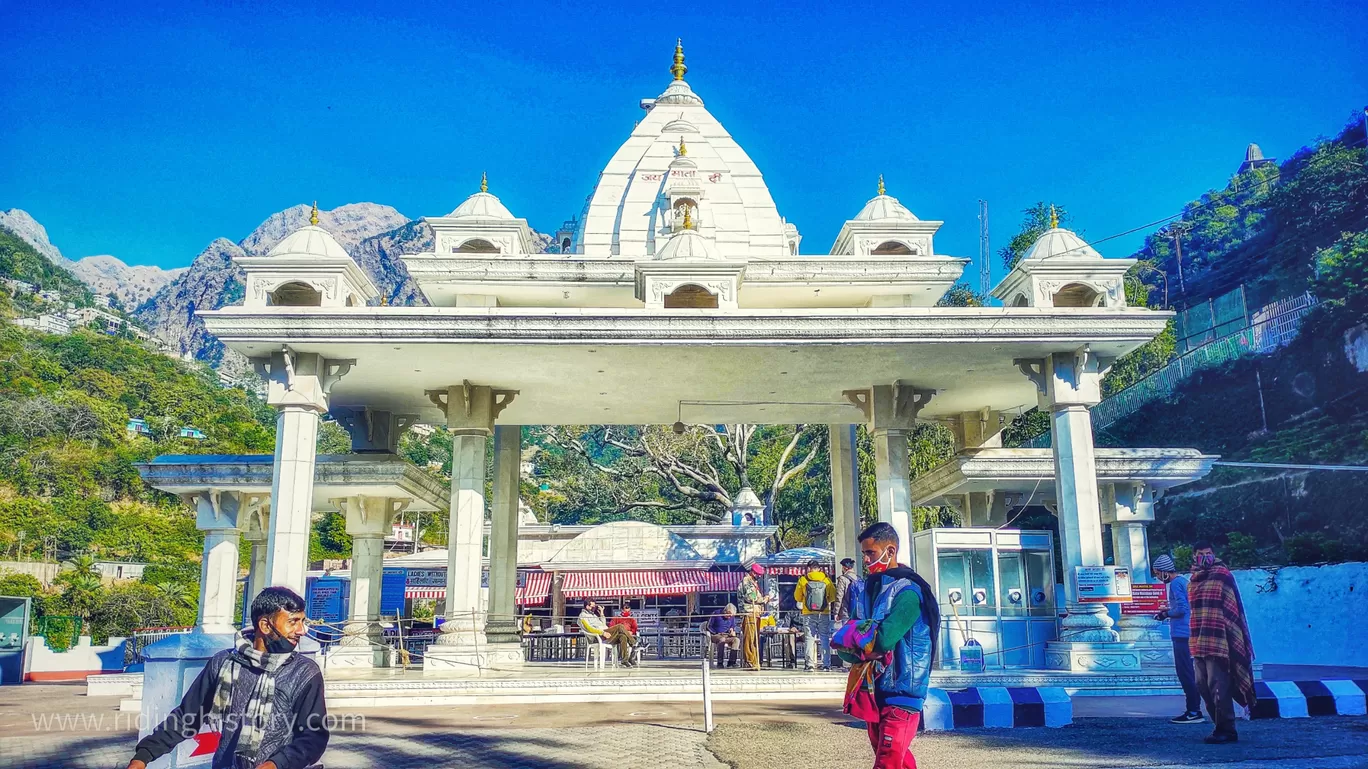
866, 705, 920, 769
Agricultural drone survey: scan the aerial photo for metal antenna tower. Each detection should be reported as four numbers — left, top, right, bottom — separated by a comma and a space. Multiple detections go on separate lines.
977, 200, 991, 297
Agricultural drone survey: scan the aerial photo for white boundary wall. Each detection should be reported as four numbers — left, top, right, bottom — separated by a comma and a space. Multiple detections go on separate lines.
1234, 562, 1368, 668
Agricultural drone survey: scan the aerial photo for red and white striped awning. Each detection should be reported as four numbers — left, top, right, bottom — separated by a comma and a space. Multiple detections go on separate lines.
405, 571, 552, 605
515, 571, 552, 606
561, 570, 709, 599
702, 571, 743, 592
764, 566, 821, 576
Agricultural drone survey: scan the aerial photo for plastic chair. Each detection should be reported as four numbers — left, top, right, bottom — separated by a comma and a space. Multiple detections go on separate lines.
584, 632, 617, 670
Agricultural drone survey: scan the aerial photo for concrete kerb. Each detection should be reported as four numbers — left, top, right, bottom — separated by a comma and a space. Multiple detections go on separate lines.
1252, 679, 1368, 719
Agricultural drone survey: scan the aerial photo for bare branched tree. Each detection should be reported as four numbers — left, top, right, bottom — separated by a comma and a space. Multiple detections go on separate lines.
539, 423, 825, 525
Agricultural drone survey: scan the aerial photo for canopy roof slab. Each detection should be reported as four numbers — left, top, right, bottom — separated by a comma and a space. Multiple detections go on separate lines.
909, 448, 1219, 506
136, 454, 449, 513
200, 307, 1171, 425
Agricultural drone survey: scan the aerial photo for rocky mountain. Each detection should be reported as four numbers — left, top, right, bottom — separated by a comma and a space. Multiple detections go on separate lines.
239, 203, 409, 256
136, 203, 426, 362
0, 208, 182, 307
0, 208, 69, 266
67, 255, 186, 310
135, 238, 247, 364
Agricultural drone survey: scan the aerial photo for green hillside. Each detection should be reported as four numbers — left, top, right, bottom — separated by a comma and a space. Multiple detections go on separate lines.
0, 322, 279, 642
0, 225, 92, 313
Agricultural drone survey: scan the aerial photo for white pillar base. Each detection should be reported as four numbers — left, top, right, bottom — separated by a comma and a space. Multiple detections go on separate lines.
422, 636, 524, 675
1044, 641, 1141, 672
1116, 614, 1165, 643
1132, 640, 1177, 669
325, 635, 391, 669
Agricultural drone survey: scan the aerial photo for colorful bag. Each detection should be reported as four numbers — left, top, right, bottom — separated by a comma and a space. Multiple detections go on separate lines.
831, 618, 880, 661
843, 660, 881, 722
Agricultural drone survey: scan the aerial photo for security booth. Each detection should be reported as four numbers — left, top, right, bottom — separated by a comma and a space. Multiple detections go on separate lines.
0, 596, 31, 685
910, 528, 1058, 670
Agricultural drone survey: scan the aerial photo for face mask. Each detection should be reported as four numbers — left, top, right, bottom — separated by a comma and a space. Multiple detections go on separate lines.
867, 547, 895, 574
262, 625, 297, 655
1194, 553, 1216, 569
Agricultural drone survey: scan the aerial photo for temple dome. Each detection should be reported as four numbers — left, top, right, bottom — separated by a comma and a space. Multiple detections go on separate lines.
449, 191, 515, 220
662, 117, 699, 133
1020, 227, 1103, 261
853, 194, 918, 222
654, 228, 720, 261
266, 224, 352, 261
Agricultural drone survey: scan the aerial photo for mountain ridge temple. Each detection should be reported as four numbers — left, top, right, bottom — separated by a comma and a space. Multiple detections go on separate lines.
143, 43, 1216, 681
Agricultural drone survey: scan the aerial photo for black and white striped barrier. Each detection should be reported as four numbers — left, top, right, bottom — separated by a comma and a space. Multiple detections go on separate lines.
922, 686, 1071, 730
1251, 680, 1368, 719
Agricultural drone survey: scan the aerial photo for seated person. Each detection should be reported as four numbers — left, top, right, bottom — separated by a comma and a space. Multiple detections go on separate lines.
706, 604, 741, 668
781, 610, 808, 669
578, 600, 638, 666
609, 607, 639, 635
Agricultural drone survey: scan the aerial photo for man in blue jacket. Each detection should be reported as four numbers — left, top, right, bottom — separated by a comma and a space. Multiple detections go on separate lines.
837, 522, 940, 769
1154, 553, 1204, 724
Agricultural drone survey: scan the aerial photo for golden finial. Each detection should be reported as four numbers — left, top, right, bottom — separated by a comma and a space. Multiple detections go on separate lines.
682, 206, 694, 230
309, 201, 319, 226
1049, 204, 1059, 229
877, 175, 886, 196
480, 172, 488, 193
670, 38, 687, 81
678, 137, 687, 157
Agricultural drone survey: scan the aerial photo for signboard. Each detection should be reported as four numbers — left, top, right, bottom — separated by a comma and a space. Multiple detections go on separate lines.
1121, 583, 1168, 616
404, 569, 446, 587
1075, 566, 1133, 603
380, 568, 407, 617
305, 577, 348, 623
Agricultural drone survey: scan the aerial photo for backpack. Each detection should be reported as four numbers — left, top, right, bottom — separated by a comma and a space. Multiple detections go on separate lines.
804, 577, 828, 612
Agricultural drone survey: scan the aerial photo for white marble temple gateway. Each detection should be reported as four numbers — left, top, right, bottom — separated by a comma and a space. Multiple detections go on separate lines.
147, 43, 1214, 684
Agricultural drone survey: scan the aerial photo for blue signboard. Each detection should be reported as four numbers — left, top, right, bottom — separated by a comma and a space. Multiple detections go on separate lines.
305, 577, 348, 624
381, 568, 407, 617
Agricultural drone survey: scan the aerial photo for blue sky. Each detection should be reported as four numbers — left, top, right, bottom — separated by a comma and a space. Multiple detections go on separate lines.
2, 1, 1364, 285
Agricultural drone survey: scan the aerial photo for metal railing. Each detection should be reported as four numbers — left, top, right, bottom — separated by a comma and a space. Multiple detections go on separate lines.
1022, 291, 1318, 447
521, 626, 801, 666
128, 626, 193, 665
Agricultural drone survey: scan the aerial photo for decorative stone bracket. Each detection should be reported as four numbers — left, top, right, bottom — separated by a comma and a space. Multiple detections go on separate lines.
250, 347, 356, 411
425, 380, 519, 433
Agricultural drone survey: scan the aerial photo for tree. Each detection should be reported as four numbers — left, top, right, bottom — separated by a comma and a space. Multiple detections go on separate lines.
539, 424, 825, 526
936, 282, 986, 307
1000, 202, 1072, 271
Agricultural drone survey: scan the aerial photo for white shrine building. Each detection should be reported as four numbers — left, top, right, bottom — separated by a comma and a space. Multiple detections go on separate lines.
143, 42, 1218, 680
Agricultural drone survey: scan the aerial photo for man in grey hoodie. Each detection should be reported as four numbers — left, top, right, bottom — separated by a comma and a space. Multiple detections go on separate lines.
1154, 554, 1204, 724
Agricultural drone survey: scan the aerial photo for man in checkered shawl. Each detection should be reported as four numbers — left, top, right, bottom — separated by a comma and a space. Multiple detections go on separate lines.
1188, 540, 1256, 744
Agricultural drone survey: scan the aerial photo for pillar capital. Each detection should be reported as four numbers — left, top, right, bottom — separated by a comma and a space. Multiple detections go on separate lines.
333, 407, 418, 453
1016, 346, 1114, 411
851, 382, 935, 432
183, 489, 246, 532
332, 495, 410, 538
1099, 481, 1156, 525
950, 408, 1003, 449
252, 347, 355, 413
425, 380, 519, 434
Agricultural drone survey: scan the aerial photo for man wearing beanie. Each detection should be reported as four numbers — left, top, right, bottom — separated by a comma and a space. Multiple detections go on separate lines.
1153, 554, 1203, 724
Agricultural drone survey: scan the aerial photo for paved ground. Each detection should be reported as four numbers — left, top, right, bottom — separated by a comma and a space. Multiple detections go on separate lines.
3, 682, 1367, 768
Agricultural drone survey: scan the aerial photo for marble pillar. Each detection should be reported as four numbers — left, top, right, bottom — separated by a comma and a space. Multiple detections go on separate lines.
1018, 351, 1138, 673
1105, 482, 1169, 666
862, 384, 934, 566
828, 424, 861, 570
329, 496, 408, 668
871, 427, 912, 562
254, 350, 352, 595
191, 490, 243, 635
424, 382, 521, 674
242, 503, 270, 614
486, 424, 523, 646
